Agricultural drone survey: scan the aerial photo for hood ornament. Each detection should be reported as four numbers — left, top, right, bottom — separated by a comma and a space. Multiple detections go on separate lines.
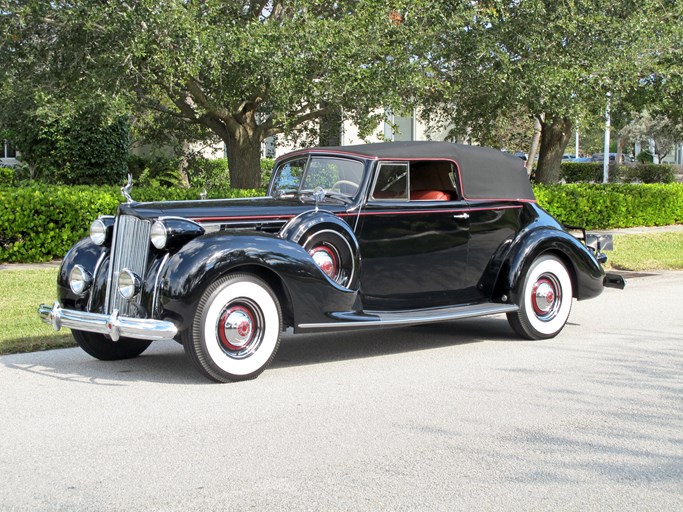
313, 186, 325, 212
121, 174, 134, 204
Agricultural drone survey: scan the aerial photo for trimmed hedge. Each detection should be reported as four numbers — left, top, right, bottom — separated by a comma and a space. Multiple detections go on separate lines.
534, 183, 683, 230
0, 184, 262, 263
1, 183, 682, 263
560, 162, 676, 184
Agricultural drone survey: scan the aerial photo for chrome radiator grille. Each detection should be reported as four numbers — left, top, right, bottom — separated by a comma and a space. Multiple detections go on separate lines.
105, 215, 152, 316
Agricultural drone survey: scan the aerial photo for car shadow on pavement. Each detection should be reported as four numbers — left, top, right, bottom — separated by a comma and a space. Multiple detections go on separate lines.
1, 317, 518, 384
271, 316, 517, 369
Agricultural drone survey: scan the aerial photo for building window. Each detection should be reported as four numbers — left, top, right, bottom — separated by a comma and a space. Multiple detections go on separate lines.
3, 140, 17, 159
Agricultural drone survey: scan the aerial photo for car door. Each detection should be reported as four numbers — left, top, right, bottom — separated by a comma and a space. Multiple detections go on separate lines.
355, 160, 480, 310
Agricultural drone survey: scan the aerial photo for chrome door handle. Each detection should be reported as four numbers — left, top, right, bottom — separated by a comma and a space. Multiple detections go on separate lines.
452, 213, 470, 220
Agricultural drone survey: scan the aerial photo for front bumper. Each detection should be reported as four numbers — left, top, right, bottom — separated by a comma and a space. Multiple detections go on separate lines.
38, 302, 178, 341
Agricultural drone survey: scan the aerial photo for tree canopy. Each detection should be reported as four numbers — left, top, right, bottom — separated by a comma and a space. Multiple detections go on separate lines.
419, 0, 682, 182
1, 0, 426, 187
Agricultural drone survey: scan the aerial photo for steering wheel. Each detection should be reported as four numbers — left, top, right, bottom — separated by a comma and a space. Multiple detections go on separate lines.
330, 180, 359, 194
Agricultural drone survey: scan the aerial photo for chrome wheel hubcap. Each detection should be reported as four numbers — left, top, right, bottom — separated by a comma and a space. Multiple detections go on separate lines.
531, 274, 561, 321
217, 300, 263, 358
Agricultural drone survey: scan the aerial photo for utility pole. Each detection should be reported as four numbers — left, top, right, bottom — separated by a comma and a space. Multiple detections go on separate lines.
603, 93, 611, 183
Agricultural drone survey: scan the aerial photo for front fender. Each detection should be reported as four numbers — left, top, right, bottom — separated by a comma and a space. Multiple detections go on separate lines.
158, 231, 359, 332
496, 227, 605, 303
57, 237, 109, 312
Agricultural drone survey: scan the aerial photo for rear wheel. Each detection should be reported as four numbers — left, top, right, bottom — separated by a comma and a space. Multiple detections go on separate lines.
507, 254, 573, 340
183, 273, 282, 382
72, 330, 152, 360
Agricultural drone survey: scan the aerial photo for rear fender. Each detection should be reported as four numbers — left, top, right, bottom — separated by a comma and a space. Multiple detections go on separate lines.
158, 231, 358, 332
494, 227, 605, 304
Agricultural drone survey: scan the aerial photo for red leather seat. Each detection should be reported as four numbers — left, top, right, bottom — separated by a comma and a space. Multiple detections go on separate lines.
410, 190, 451, 201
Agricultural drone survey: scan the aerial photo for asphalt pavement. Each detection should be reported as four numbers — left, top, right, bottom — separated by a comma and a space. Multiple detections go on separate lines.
1, 272, 682, 511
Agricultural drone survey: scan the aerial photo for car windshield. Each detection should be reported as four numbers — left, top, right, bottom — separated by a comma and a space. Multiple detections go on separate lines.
271, 157, 364, 199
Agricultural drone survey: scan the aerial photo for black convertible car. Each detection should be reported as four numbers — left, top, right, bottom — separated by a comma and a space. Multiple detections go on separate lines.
39, 141, 624, 382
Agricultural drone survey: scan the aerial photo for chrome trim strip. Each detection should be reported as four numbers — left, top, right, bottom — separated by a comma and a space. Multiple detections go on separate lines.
103, 215, 121, 313
87, 250, 110, 312
297, 303, 519, 330
38, 302, 177, 341
152, 252, 170, 315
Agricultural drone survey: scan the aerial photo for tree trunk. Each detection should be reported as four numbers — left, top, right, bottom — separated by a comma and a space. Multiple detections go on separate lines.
319, 105, 342, 146
616, 137, 624, 166
535, 117, 573, 184
225, 127, 263, 189
526, 117, 542, 175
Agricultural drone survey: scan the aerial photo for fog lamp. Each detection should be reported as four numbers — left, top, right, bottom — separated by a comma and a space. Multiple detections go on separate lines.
117, 269, 141, 300
69, 265, 92, 295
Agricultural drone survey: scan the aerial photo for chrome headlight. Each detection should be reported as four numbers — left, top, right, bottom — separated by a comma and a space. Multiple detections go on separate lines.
150, 218, 204, 251
69, 265, 93, 295
150, 220, 168, 250
90, 218, 112, 246
117, 269, 141, 300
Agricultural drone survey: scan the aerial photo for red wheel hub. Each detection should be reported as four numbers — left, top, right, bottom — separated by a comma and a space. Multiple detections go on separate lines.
531, 277, 557, 316
218, 305, 255, 351
309, 245, 338, 279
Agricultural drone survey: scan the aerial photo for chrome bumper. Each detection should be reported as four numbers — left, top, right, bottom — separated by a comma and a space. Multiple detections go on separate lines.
38, 302, 178, 342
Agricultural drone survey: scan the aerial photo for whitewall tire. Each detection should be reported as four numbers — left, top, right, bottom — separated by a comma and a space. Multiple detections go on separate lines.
183, 273, 282, 382
507, 254, 573, 340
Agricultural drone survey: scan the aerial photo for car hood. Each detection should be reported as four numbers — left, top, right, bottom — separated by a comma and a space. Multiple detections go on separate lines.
117, 196, 347, 224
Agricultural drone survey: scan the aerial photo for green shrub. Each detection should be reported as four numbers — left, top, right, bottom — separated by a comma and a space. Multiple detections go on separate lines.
622, 163, 676, 184
127, 155, 183, 187
2, 182, 681, 263
185, 157, 276, 189
0, 167, 13, 186
534, 183, 683, 229
560, 162, 603, 182
636, 150, 654, 164
186, 157, 229, 189
261, 158, 275, 188
560, 162, 675, 184
0, 184, 263, 263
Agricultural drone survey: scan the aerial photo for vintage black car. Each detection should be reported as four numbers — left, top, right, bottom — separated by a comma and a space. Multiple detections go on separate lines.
39, 141, 624, 382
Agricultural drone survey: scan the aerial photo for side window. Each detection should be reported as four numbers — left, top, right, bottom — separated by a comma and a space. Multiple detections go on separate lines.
371, 163, 409, 201
271, 158, 307, 195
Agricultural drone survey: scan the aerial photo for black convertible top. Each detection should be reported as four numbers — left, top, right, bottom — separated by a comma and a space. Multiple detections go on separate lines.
288, 141, 535, 201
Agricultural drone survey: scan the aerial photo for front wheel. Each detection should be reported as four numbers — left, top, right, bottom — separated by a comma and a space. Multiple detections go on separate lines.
183, 273, 282, 382
507, 254, 573, 340
72, 330, 152, 360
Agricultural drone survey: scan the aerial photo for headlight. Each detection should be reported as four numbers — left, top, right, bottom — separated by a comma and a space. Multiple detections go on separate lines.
90, 218, 109, 245
117, 269, 141, 300
150, 220, 168, 250
69, 265, 93, 295
150, 218, 204, 251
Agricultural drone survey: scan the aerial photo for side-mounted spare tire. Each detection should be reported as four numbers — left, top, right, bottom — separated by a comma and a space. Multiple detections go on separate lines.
300, 228, 356, 289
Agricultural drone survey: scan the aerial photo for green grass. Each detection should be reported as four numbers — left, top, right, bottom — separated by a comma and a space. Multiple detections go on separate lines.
1, 231, 682, 355
0, 268, 75, 355
608, 232, 683, 271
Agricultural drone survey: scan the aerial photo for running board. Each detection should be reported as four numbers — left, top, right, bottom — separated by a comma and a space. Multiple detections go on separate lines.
297, 303, 519, 330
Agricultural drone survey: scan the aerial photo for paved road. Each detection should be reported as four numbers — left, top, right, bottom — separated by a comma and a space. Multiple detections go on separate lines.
1, 273, 682, 511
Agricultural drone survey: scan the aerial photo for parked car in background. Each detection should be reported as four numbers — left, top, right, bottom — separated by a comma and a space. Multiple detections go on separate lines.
39, 142, 625, 382
591, 153, 629, 164
571, 157, 592, 163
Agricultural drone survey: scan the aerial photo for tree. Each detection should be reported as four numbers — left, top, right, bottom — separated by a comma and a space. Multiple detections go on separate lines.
620, 113, 683, 163
2, 0, 425, 188
420, 0, 680, 183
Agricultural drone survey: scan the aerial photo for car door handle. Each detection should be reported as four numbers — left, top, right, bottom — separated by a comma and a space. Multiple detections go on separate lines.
452, 213, 470, 220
